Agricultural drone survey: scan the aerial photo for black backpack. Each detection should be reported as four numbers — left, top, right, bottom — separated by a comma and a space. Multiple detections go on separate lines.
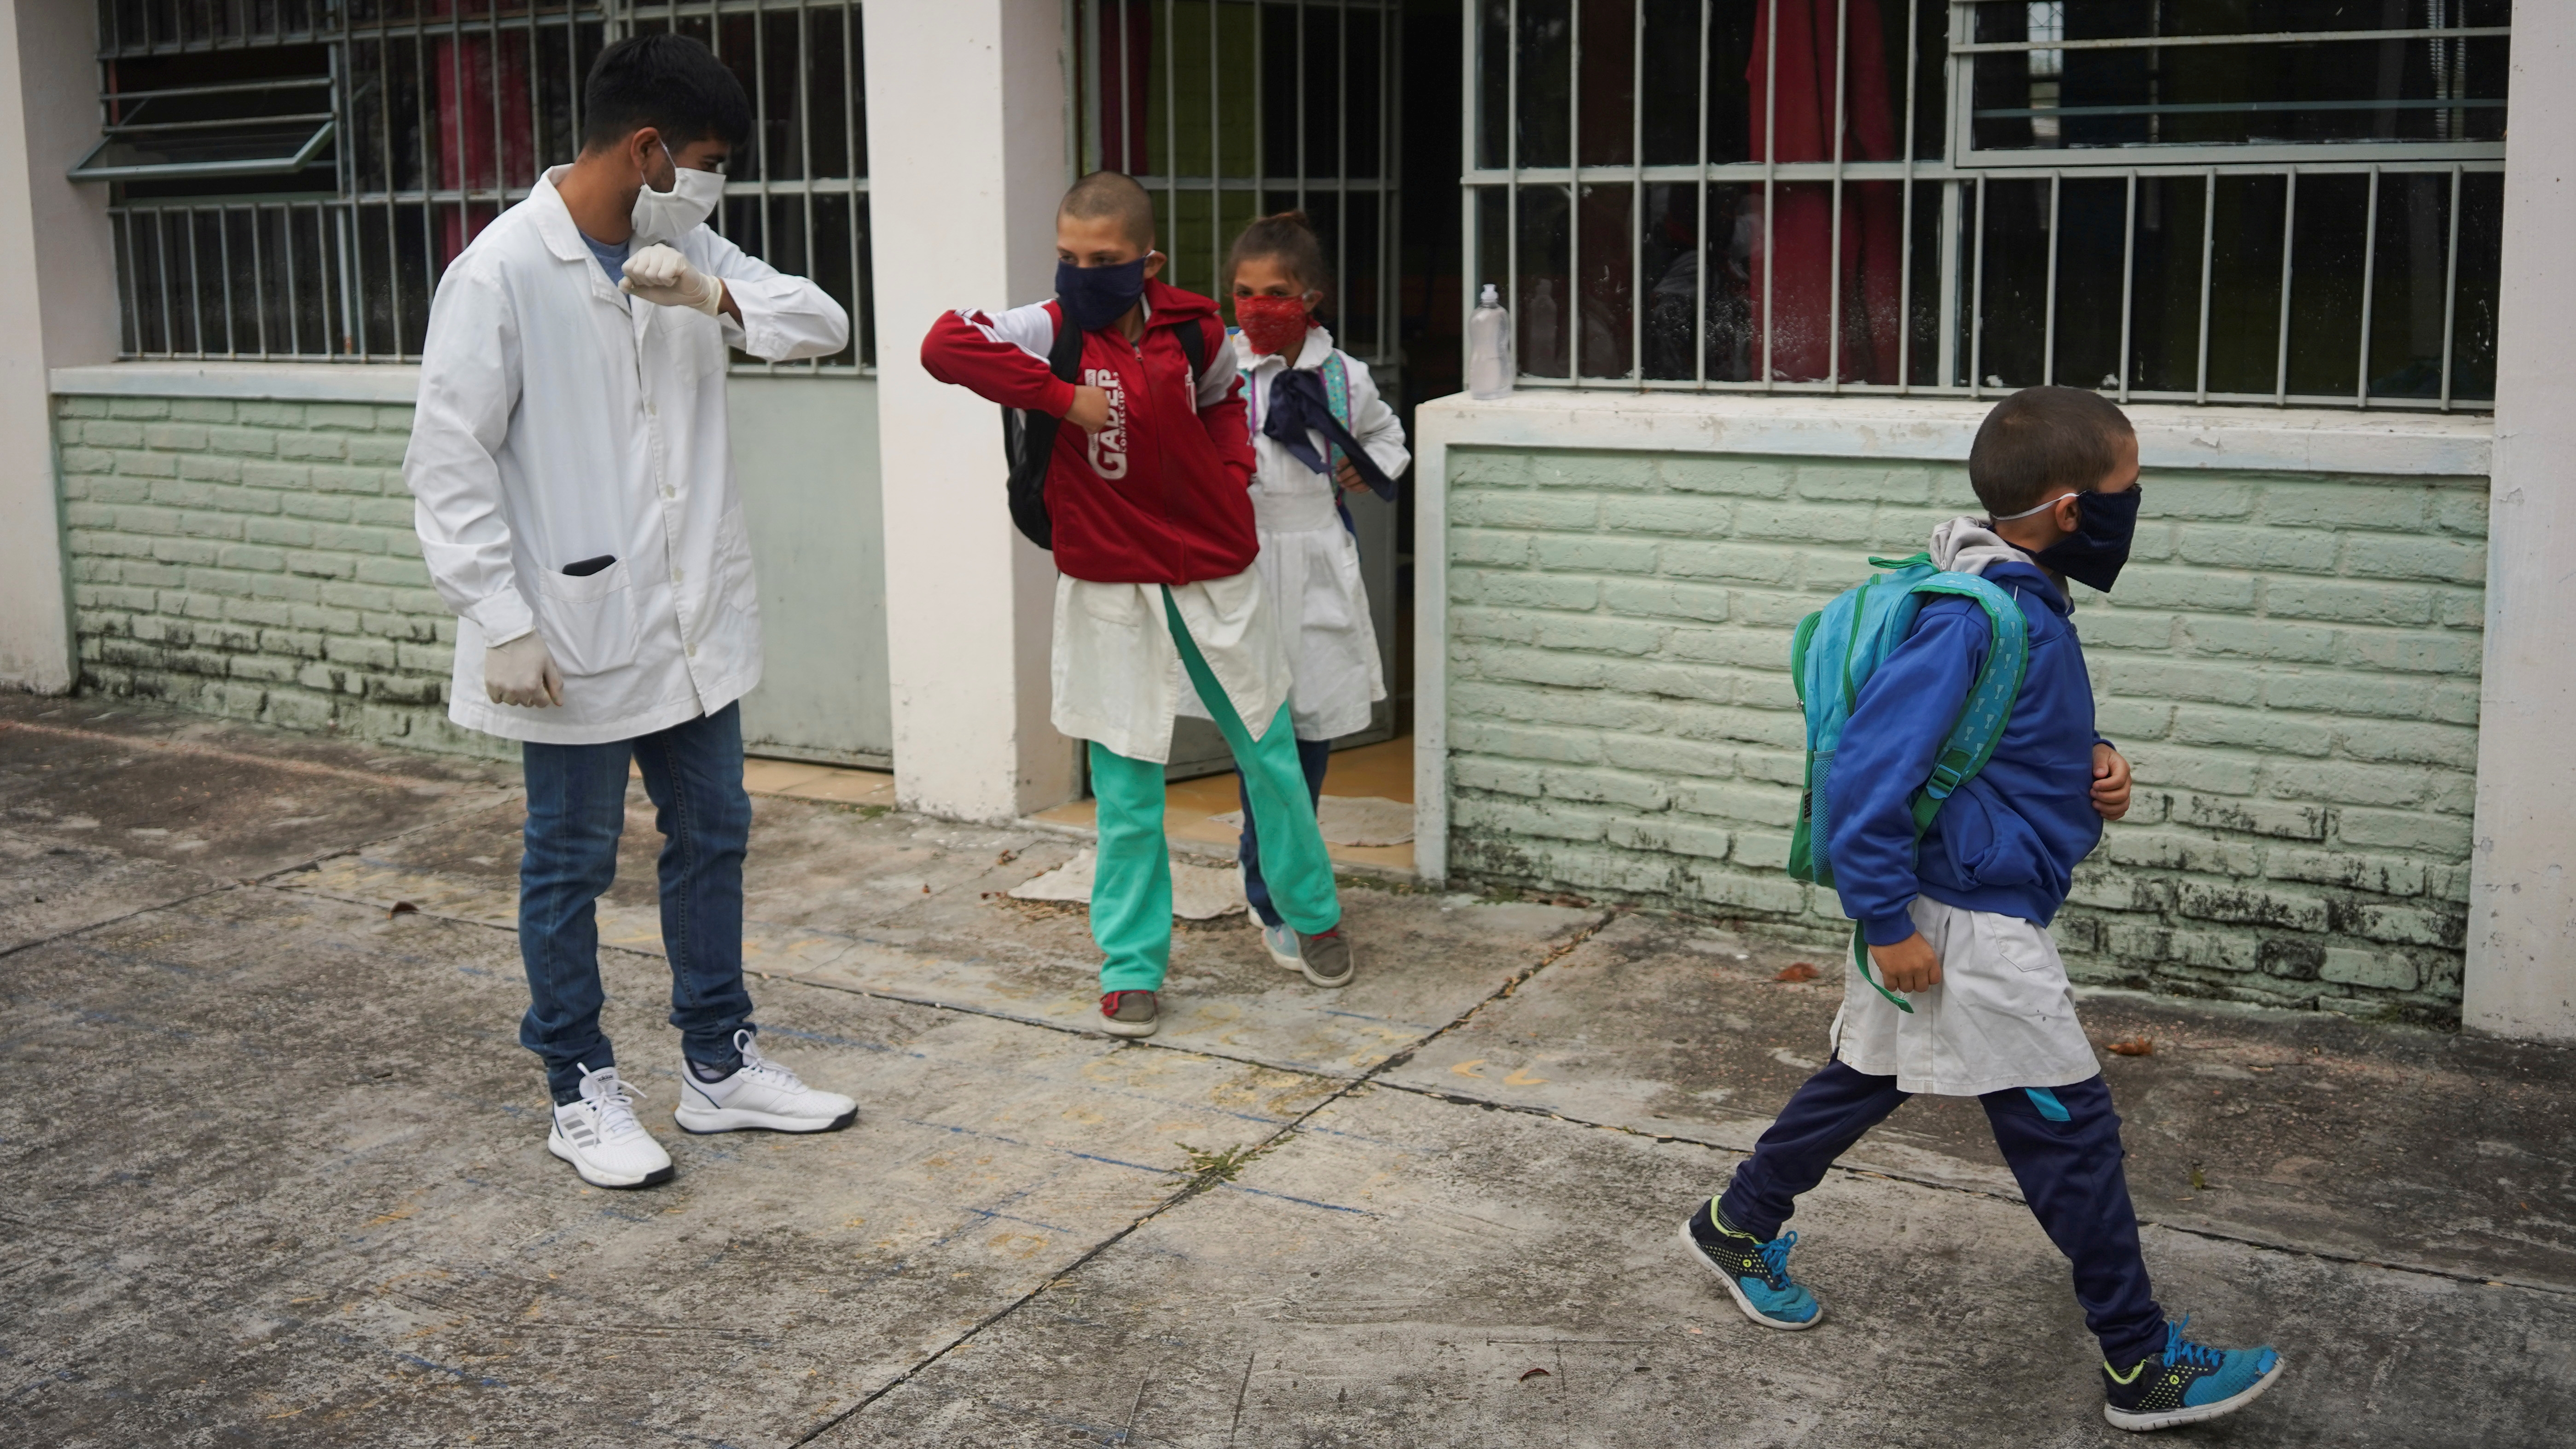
1001, 308, 1207, 549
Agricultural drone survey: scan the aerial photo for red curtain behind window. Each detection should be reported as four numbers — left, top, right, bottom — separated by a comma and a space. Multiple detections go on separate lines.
1090, 0, 1156, 175
1749, 0, 1903, 384
432, 2, 537, 272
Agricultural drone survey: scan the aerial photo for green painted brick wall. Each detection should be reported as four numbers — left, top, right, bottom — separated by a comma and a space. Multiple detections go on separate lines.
1443, 446, 2486, 1017
53, 394, 503, 759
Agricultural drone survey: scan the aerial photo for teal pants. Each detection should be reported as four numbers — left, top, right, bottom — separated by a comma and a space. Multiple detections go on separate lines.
1087, 589, 1341, 993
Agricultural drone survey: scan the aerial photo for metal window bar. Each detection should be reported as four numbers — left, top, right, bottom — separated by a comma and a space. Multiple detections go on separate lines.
1070, 0, 1402, 374
98, 0, 871, 370
1464, 0, 2509, 412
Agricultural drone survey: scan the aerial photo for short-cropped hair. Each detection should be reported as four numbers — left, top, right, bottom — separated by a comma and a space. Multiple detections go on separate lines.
583, 33, 752, 152
1968, 386, 2135, 518
1059, 170, 1158, 251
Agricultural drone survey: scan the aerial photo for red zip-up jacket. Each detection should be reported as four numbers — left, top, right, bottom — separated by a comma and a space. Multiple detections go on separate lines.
920, 280, 1257, 585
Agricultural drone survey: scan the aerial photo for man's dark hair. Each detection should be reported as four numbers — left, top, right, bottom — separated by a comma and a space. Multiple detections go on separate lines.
581, 34, 752, 153
1059, 170, 1157, 251
1967, 386, 2135, 518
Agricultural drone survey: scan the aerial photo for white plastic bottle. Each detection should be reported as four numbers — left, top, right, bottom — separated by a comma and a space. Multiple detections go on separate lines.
1467, 283, 1514, 400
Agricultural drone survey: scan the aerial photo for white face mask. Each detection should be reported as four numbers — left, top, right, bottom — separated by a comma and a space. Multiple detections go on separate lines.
632, 143, 723, 244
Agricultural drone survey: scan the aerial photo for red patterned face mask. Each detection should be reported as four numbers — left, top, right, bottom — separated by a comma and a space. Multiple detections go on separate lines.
1234, 294, 1313, 356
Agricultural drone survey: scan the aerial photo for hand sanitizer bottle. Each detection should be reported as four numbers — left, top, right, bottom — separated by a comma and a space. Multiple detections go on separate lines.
1467, 284, 1514, 400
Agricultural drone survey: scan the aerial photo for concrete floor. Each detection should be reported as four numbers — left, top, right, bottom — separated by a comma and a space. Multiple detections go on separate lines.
3, 694, 2573, 1448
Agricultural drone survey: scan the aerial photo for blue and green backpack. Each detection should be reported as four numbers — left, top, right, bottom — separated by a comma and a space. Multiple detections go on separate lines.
1787, 552, 2031, 1011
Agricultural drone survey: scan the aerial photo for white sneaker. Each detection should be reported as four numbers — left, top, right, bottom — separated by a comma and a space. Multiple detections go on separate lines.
1259, 921, 1302, 970
546, 1064, 675, 1189
672, 1029, 859, 1135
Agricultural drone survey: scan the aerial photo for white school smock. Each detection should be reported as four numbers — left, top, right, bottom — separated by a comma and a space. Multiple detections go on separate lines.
1173, 325, 1408, 742
1827, 896, 2103, 1096
1052, 564, 1295, 765
403, 166, 850, 746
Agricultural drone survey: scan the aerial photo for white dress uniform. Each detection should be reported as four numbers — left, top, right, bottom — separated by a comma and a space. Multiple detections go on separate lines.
403, 166, 850, 745
1175, 325, 1407, 742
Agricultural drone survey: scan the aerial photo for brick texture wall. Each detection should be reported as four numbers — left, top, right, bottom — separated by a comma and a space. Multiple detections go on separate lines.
1444, 446, 2486, 1018
54, 394, 498, 758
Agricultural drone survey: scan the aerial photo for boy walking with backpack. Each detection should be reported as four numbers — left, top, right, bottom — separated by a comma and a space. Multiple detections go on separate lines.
1678, 387, 2284, 1432
920, 172, 1354, 1039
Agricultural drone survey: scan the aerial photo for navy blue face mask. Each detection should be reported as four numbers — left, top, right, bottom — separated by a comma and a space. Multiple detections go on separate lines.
2030, 484, 2143, 593
1056, 255, 1151, 332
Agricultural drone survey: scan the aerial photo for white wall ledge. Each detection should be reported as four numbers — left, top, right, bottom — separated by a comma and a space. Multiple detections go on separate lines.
51, 362, 424, 405
1416, 391, 2494, 479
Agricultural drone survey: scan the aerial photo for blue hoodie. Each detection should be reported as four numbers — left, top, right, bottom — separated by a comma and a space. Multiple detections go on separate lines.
1825, 553, 2106, 947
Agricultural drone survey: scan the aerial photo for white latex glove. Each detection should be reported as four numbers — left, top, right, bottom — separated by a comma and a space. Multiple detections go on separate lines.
620, 243, 725, 316
484, 631, 564, 708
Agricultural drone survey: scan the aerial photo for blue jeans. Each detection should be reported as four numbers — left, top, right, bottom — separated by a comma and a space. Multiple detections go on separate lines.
1238, 736, 1334, 929
1717, 1061, 2166, 1368
518, 703, 755, 1103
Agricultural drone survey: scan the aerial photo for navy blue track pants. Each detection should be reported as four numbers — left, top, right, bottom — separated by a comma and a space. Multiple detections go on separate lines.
1716, 1061, 2166, 1367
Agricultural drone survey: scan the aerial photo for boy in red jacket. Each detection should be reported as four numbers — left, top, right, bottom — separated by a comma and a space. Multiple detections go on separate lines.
922, 171, 1355, 1038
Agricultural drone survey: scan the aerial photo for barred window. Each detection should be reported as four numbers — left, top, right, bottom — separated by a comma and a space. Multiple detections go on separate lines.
1070, 0, 1401, 377
1465, 1, 2508, 409
86, 0, 872, 369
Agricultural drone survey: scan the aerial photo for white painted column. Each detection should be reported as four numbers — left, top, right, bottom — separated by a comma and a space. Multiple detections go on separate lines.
863, 0, 1080, 821
2466, 12, 2576, 1041
0, 0, 118, 693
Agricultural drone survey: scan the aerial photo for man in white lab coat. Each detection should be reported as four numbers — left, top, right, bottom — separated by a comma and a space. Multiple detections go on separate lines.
403, 34, 855, 1192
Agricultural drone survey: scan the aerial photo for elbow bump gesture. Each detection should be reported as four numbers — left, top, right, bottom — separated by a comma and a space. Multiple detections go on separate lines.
621, 243, 725, 317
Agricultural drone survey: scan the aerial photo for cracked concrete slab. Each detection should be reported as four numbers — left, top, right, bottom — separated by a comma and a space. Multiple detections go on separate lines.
0, 887, 1355, 1447
9, 699, 2576, 1448
274, 783, 1603, 1080
1381, 912, 2576, 1293
814, 1081, 2576, 1449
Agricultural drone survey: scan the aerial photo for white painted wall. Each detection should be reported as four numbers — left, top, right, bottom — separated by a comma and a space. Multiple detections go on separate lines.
863, 0, 1080, 822
0, 0, 117, 692
2465, 10, 2576, 1042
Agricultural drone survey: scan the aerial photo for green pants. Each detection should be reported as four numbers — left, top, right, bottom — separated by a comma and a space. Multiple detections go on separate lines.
1087, 588, 1341, 993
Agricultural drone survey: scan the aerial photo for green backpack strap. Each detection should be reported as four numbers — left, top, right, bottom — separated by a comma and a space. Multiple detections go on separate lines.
1903, 572, 2029, 838
1853, 569, 2029, 1018
1320, 352, 1353, 473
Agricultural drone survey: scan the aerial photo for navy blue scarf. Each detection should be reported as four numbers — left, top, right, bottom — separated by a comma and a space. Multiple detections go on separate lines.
1261, 368, 1396, 500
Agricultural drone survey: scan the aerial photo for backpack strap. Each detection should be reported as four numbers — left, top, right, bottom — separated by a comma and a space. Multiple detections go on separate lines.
1901, 571, 2031, 836
1174, 313, 1208, 396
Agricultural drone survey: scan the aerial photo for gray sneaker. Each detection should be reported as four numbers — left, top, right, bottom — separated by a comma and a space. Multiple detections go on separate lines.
1100, 989, 1160, 1038
1296, 927, 1356, 988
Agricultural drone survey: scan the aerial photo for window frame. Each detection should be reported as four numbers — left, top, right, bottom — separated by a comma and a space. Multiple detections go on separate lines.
1458, 0, 2511, 412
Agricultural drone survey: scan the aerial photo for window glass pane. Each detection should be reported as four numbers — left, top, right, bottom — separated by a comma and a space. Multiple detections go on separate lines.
1972, 176, 2048, 389
1640, 181, 1701, 379
2368, 170, 2455, 398
1516, 184, 1572, 376
2282, 170, 2366, 397
1905, 178, 1944, 385
2206, 173, 2288, 395
1347, 8, 1385, 181
1577, 179, 1632, 377
1477, 1, 1512, 169
1639, 0, 1700, 167
1576, 0, 1632, 168
1973, 2, 2511, 153
1838, 179, 1906, 383
2124, 174, 2205, 394
1703, 0, 1755, 165
2048, 174, 2127, 390
1517, 0, 1572, 169
2448, 170, 2501, 402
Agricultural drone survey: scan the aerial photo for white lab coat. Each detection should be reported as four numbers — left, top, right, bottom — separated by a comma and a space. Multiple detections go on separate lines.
403, 167, 849, 745
1177, 326, 1407, 741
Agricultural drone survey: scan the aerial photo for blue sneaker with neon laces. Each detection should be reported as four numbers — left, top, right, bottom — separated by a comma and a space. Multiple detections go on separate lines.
1677, 1198, 1822, 1330
2100, 1316, 2284, 1432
